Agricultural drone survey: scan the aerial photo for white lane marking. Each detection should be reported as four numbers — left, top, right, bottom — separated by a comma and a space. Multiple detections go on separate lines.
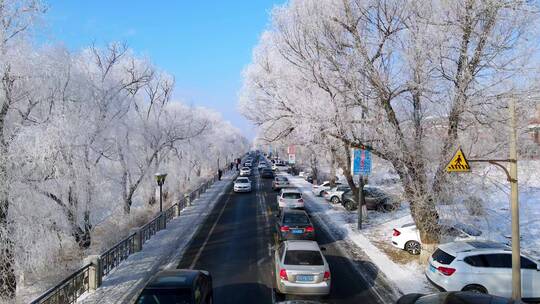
189, 191, 232, 269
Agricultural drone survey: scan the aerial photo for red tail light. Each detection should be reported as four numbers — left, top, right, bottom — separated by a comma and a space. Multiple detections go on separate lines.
323, 271, 330, 281
322, 191, 328, 196
437, 266, 456, 276
298, 198, 304, 203
305, 226, 314, 232
279, 269, 288, 281
393, 229, 401, 236
280, 226, 289, 232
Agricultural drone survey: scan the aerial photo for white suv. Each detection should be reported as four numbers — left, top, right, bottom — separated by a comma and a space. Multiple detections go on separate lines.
426, 241, 540, 300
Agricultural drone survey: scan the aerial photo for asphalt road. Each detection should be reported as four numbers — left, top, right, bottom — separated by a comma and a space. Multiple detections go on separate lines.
177, 163, 388, 304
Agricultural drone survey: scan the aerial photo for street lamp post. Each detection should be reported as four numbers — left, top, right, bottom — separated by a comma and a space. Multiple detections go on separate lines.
155, 173, 167, 213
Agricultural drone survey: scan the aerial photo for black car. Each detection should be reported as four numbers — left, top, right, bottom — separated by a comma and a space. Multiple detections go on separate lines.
275, 209, 315, 241
136, 269, 213, 304
397, 291, 513, 304
261, 168, 274, 178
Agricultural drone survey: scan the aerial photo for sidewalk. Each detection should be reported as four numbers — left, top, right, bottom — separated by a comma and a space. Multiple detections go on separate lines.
78, 172, 235, 304
287, 174, 432, 296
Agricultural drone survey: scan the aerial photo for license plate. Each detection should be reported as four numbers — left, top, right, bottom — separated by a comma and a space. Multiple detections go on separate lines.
296, 275, 314, 282
429, 264, 436, 273
292, 229, 303, 234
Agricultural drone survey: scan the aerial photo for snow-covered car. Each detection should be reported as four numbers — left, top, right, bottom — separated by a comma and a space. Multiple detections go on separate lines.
239, 167, 251, 176
425, 241, 540, 299
392, 220, 483, 255
277, 189, 304, 211
311, 181, 343, 197
322, 185, 351, 204
233, 177, 252, 193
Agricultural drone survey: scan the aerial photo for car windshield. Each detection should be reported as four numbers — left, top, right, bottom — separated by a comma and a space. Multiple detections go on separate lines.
137, 289, 192, 304
283, 213, 310, 225
284, 250, 324, 266
282, 192, 301, 199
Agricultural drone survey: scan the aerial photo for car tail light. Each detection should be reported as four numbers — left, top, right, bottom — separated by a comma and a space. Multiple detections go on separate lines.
322, 191, 328, 195
298, 198, 304, 203
323, 271, 330, 281
280, 226, 289, 232
279, 269, 288, 281
437, 266, 456, 276
393, 229, 401, 236
305, 226, 314, 232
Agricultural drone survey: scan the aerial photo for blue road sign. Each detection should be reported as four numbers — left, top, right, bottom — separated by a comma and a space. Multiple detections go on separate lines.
352, 148, 372, 175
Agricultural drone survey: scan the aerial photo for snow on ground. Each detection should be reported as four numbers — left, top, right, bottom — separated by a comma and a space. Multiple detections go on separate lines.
76, 172, 234, 304
287, 159, 540, 296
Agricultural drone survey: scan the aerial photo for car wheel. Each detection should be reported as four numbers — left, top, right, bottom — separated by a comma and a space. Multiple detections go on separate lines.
330, 196, 340, 204
405, 241, 421, 255
462, 284, 488, 294
343, 200, 356, 211
318, 190, 324, 197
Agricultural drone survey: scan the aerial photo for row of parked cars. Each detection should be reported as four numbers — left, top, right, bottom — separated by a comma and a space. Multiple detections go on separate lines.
311, 180, 400, 212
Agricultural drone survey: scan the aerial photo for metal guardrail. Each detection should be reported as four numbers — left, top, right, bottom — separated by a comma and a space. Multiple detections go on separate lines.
30, 264, 91, 304
30, 168, 232, 304
100, 233, 136, 277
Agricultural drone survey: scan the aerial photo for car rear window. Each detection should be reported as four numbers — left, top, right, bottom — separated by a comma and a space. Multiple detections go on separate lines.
137, 289, 191, 304
432, 249, 455, 265
236, 178, 248, 183
283, 213, 310, 225
284, 250, 323, 265
283, 193, 301, 199
276, 177, 288, 181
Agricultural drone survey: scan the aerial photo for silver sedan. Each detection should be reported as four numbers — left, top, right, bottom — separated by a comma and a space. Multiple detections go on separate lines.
274, 240, 331, 296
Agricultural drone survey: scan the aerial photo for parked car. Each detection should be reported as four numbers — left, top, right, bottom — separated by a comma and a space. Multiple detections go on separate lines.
272, 163, 278, 171
397, 291, 514, 304
425, 241, 540, 300
277, 189, 304, 211
233, 177, 252, 193
244, 161, 252, 167
276, 209, 315, 241
323, 185, 351, 204
311, 181, 343, 197
392, 220, 483, 255
136, 269, 213, 304
272, 176, 290, 191
341, 186, 399, 212
274, 240, 331, 296
239, 167, 251, 176
261, 168, 274, 178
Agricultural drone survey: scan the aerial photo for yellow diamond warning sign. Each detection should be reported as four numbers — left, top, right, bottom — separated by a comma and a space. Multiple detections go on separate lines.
446, 148, 471, 172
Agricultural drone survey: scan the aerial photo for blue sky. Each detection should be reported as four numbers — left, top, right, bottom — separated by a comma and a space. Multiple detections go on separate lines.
39, 1, 284, 139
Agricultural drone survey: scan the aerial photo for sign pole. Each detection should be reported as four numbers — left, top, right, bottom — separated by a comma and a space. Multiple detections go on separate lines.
509, 99, 521, 300
445, 100, 521, 300
358, 175, 364, 230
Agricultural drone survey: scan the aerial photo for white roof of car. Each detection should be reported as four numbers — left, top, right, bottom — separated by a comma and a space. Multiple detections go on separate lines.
438, 241, 509, 256
281, 188, 301, 194
285, 240, 320, 251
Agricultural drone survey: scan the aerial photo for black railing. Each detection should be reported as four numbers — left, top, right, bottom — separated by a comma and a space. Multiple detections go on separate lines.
100, 233, 136, 276
30, 264, 91, 304
30, 167, 233, 304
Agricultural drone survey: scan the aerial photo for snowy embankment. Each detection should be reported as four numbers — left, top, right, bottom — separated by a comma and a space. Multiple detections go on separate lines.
287, 174, 433, 295
76, 172, 234, 304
